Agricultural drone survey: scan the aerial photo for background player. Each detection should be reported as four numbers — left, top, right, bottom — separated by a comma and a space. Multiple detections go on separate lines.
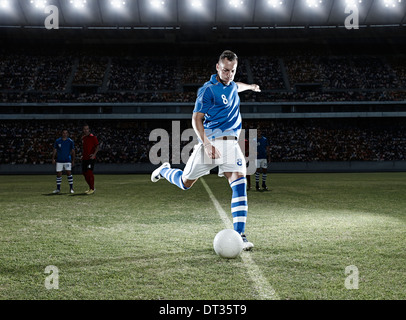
82, 124, 99, 195
151, 50, 260, 250
255, 129, 270, 191
52, 129, 75, 194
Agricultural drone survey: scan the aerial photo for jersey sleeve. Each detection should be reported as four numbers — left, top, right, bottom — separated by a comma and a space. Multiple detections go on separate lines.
70, 139, 75, 150
53, 140, 58, 149
194, 86, 214, 114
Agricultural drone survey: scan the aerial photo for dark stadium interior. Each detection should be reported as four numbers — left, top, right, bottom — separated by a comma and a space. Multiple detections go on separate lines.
0, 0, 405, 171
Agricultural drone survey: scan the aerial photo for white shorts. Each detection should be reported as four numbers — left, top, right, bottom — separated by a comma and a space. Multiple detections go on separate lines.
256, 159, 268, 170
56, 162, 72, 172
183, 139, 246, 180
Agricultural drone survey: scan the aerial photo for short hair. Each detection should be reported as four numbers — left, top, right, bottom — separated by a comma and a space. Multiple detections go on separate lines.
62, 129, 69, 133
219, 50, 238, 63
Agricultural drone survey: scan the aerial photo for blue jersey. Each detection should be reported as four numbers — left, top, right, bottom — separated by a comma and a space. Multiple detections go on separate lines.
257, 136, 269, 159
54, 138, 74, 163
193, 74, 241, 141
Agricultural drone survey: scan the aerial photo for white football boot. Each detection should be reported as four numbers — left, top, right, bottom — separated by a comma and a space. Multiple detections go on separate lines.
151, 162, 171, 183
241, 234, 254, 251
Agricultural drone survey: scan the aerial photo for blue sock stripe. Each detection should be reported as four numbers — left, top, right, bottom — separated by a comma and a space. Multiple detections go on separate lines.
231, 201, 248, 208
229, 177, 246, 188
230, 177, 248, 234
161, 168, 188, 191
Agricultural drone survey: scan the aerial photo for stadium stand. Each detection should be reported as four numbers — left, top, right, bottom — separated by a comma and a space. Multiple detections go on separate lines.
1, 119, 405, 165
1, 47, 405, 103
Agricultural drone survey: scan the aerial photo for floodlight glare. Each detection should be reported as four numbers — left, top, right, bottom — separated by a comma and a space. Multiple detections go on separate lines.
0, 0, 9, 9
383, 0, 402, 7
111, 0, 126, 9
268, 0, 284, 8
345, 0, 362, 5
30, 0, 48, 9
150, 0, 165, 8
191, 0, 203, 8
70, 0, 87, 9
306, 0, 323, 7
229, 0, 244, 8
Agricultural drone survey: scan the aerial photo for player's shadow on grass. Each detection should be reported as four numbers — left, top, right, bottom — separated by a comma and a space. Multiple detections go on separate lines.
69, 193, 90, 197
42, 193, 64, 196
42, 192, 88, 196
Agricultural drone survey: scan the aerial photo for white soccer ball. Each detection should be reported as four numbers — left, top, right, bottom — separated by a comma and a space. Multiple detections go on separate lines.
213, 229, 244, 259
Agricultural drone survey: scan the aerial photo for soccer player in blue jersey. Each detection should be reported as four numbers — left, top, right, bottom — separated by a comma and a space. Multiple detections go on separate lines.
52, 129, 75, 194
151, 50, 260, 250
255, 129, 270, 191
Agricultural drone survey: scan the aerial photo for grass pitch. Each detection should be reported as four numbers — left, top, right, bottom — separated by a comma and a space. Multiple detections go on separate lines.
0, 172, 405, 300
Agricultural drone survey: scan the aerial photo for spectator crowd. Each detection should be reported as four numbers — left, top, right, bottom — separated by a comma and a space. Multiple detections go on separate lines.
1, 119, 405, 165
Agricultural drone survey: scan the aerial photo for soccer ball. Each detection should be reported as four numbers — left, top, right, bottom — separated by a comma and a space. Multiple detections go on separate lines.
213, 229, 244, 259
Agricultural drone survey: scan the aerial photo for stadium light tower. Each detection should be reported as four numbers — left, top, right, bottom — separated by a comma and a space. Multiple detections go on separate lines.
30, 0, 48, 10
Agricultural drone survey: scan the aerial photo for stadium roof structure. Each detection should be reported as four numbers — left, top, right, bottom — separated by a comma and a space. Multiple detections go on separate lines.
0, 0, 405, 29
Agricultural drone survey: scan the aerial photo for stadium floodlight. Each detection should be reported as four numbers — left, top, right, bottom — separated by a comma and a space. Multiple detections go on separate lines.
111, 0, 126, 9
150, 0, 166, 8
383, 0, 402, 7
191, 0, 203, 8
30, 0, 48, 10
229, 0, 244, 8
69, 0, 87, 9
345, 0, 362, 5
306, 0, 323, 7
0, 0, 9, 9
268, 0, 284, 8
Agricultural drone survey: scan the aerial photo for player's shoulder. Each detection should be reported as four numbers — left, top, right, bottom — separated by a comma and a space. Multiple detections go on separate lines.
197, 81, 215, 97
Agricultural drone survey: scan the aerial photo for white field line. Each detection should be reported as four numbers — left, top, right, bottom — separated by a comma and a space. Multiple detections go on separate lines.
201, 178, 279, 300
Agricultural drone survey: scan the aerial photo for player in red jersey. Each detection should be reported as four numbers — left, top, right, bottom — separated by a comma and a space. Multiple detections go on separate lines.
82, 124, 99, 195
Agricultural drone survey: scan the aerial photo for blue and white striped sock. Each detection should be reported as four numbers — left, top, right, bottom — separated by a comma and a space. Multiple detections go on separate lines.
230, 177, 248, 234
160, 168, 189, 190
67, 175, 73, 190
56, 177, 62, 190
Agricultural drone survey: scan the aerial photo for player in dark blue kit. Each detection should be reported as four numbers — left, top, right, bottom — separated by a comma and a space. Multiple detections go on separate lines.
151, 50, 261, 250
52, 129, 75, 194
255, 129, 270, 191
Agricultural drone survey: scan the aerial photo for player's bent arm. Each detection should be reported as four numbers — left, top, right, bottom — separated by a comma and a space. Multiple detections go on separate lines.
236, 82, 261, 93
192, 112, 210, 145
192, 112, 221, 159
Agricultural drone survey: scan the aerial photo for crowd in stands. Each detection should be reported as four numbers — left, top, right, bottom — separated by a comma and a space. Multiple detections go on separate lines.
1, 49, 405, 104
0, 54, 73, 92
108, 57, 178, 91
1, 119, 405, 165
